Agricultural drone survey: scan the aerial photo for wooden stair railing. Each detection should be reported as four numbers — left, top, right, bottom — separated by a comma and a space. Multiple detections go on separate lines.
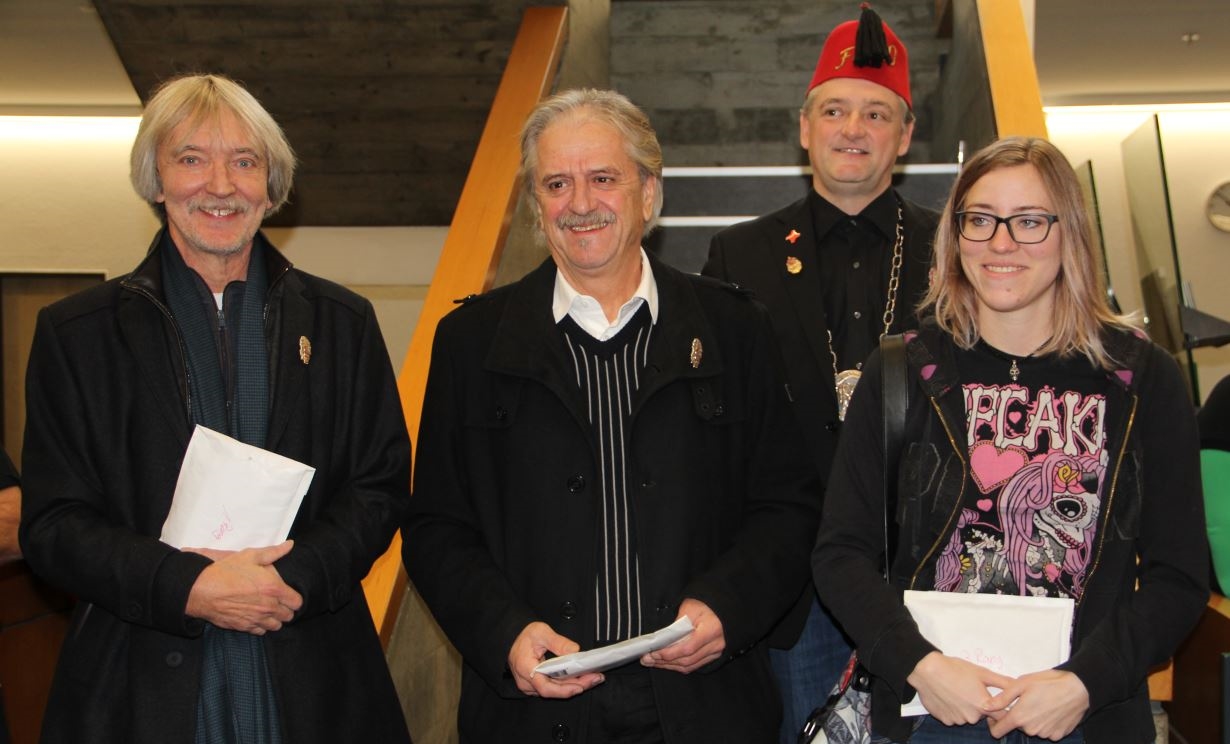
359, 5, 569, 645
974, 0, 1047, 139
933, 0, 1047, 161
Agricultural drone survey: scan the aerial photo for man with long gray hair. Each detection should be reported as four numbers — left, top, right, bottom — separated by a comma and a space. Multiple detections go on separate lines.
20, 73, 412, 744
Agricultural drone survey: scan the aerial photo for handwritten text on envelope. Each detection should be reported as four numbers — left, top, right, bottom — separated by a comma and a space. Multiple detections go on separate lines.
160, 425, 315, 550
900, 590, 1074, 717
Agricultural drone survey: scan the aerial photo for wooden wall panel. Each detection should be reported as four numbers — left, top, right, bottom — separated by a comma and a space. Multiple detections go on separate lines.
0, 275, 104, 742
1169, 594, 1230, 744
1, 275, 104, 465
0, 564, 72, 744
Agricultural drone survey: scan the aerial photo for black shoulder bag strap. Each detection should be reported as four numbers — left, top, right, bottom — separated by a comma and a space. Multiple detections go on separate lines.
879, 333, 909, 581
798, 335, 913, 744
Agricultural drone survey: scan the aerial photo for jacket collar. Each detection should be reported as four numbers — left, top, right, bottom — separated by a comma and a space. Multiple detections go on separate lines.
487, 252, 723, 411
122, 227, 293, 301
116, 227, 305, 449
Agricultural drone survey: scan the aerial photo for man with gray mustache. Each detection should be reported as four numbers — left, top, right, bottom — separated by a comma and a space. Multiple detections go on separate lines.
20, 73, 412, 743
404, 88, 822, 742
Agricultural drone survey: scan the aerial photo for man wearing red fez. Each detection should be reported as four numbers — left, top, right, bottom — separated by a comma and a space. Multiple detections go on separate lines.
703, 5, 939, 741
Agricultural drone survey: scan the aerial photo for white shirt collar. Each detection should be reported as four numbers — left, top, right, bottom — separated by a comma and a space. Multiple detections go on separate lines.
552, 249, 659, 341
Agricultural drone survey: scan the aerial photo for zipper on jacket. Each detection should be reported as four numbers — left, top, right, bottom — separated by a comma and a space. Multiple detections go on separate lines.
1074, 393, 1137, 612
906, 389, 1139, 609
263, 260, 290, 325
908, 395, 969, 590
217, 305, 232, 428
121, 283, 194, 418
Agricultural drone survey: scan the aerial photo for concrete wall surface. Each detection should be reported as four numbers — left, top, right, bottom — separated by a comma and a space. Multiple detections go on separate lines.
610, 0, 949, 166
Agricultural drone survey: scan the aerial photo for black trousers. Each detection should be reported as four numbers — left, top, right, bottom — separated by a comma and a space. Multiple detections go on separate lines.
585, 665, 665, 744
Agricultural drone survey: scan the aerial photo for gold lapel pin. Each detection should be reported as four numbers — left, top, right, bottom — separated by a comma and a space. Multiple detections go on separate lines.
299, 336, 312, 365
689, 338, 703, 369
785, 256, 803, 275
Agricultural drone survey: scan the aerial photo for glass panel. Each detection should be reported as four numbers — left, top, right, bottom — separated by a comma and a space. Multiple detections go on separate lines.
1121, 115, 1197, 402
1073, 160, 1120, 314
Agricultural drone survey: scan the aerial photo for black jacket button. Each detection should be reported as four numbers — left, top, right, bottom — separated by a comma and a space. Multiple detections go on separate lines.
560, 601, 577, 620
566, 475, 586, 493
552, 723, 570, 741
165, 651, 184, 668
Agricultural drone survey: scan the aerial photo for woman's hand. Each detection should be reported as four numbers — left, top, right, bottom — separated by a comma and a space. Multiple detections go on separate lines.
983, 669, 1089, 740
907, 651, 1017, 726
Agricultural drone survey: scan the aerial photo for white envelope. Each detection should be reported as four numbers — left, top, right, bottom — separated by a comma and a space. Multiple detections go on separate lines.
533, 617, 694, 679
160, 425, 315, 550
900, 590, 1074, 716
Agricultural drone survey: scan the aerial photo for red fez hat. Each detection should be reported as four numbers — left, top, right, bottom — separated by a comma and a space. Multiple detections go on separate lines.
807, 3, 912, 109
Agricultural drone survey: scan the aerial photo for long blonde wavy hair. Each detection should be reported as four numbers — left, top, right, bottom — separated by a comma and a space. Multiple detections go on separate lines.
919, 136, 1137, 370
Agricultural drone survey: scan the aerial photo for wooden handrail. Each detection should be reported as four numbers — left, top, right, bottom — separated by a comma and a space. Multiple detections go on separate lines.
975, 0, 1047, 139
932, 0, 1047, 159
360, 5, 569, 645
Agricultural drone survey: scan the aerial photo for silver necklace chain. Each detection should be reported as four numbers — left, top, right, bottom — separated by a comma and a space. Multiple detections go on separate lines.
829, 204, 904, 420
1007, 336, 1052, 382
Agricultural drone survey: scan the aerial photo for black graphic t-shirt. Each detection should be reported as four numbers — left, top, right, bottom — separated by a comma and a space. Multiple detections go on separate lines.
934, 340, 1113, 600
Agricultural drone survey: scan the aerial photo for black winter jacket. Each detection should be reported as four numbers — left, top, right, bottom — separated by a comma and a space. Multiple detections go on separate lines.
20, 231, 412, 744
405, 256, 823, 743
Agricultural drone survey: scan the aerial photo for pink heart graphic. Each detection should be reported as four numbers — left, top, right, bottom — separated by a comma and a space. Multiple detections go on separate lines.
1008, 410, 1022, 425
976, 498, 993, 512
969, 442, 1028, 494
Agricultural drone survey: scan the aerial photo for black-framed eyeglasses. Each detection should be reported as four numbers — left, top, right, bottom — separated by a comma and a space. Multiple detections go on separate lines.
955, 211, 1059, 244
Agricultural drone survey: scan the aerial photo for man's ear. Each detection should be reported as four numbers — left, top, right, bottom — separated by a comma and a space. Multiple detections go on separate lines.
641, 175, 658, 222
897, 116, 915, 158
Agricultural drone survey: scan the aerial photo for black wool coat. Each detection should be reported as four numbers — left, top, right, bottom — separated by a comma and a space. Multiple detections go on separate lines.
403, 256, 823, 743
20, 231, 412, 744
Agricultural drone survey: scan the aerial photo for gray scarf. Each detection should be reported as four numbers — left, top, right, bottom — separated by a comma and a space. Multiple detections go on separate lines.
160, 233, 283, 744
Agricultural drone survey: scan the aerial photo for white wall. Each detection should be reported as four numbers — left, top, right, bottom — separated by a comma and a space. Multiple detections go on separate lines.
0, 114, 445, 366
0, 116, 158, 276
1047, 106, 1230, 403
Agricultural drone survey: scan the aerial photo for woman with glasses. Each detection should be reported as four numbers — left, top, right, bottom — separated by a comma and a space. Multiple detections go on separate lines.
812, 136, 1207, 743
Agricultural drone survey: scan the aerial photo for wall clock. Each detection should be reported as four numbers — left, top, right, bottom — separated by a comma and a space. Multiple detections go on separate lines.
1208, 181, 1230, 232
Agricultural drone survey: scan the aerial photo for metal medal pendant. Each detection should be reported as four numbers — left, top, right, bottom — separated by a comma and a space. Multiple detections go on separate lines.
834, 368, 862, 421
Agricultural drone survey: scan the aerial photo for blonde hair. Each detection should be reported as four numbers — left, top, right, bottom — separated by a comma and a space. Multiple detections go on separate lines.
130, 73, 296, 218
920, 136, 1136, 369
519, 88, 663, 236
